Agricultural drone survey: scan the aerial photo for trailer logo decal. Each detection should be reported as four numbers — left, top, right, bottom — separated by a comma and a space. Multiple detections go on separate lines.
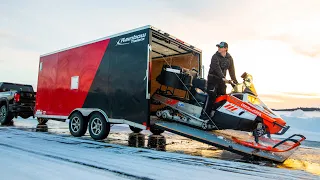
116, 33, 146, 46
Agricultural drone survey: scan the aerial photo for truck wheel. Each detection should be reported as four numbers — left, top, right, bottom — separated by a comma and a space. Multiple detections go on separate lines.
69, 112, 88, 137
150, 125, 165, 135
37, 118, 48, 125
88, 112, 110, 140
0, 105, 13, 125
129, 125, 143, 133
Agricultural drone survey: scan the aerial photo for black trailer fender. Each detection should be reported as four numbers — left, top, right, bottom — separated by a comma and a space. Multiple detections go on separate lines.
68, 108, 147, 130
68, 108, 110, 123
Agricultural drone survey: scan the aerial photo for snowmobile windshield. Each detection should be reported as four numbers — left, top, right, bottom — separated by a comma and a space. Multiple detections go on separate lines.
247, 95, 275, 116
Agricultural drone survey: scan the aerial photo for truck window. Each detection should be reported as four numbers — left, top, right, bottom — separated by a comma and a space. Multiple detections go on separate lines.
2, 83, 34, 92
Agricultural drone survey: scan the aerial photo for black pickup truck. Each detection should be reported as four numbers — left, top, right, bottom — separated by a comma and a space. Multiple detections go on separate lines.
0, 82, 36, 125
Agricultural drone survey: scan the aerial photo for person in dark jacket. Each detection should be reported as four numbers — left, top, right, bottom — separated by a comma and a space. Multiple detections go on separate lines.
201, 41, 238, 119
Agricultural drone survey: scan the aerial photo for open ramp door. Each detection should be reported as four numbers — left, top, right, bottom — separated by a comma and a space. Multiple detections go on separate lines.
154, 120, 295, 163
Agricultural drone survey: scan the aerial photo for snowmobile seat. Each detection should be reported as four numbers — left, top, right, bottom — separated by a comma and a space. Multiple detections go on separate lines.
156, 64, 192, 91
190, 87, 207, 105
192, 77, 207, 91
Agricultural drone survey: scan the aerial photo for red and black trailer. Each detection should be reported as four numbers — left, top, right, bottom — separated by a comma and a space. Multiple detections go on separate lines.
35, 25, 203, 139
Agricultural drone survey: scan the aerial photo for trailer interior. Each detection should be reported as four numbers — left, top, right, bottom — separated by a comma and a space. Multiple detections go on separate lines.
149, 29, 202, 113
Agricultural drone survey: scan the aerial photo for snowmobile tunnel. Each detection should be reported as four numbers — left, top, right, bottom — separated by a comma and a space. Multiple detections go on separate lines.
154, 120, 295, 163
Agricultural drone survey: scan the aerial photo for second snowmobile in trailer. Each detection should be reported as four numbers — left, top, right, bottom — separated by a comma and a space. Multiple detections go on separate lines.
151, 64, 306, 153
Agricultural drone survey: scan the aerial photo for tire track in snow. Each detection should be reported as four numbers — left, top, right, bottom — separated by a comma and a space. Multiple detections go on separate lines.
0, 143, 153, 180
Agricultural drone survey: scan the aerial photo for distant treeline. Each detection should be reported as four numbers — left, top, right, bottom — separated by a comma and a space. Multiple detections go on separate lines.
272, 107, 320, 111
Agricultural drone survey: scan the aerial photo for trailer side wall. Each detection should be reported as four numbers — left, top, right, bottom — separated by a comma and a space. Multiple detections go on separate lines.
36, 28, 150, 125
83, 28, 150, 125
36, 40, 110, 116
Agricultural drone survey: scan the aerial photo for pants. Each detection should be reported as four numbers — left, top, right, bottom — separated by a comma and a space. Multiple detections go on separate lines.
202, 80, 226, 116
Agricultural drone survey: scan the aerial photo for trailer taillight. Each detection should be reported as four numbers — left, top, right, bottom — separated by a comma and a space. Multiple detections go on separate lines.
14, 93, 20, 102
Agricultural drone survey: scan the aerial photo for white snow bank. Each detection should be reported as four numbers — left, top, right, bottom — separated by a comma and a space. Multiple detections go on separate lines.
272, 111, 320, 142
276, 110, 320, 118
288, 109, 310, 118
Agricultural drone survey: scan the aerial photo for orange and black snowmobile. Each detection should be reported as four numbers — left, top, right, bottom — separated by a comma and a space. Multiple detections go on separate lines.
151, 65, 306, 153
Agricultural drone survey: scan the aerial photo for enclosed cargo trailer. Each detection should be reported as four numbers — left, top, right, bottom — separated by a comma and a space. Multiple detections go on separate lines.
35, 25, 202, 139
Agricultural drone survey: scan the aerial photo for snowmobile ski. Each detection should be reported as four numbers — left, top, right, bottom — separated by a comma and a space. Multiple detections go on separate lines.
231, 134, 306, 153
153, 120, 296, 162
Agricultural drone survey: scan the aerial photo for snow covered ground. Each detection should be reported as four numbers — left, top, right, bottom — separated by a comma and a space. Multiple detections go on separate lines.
0, 127, 317, 180
0, 110, 319, 179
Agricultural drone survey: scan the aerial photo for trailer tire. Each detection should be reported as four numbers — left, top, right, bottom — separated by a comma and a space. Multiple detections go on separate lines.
129, 125, 143, 133
88, 112, 110, 140
0, 104, 13, 125
150, 125, 165, 135
69, 112, 88, 137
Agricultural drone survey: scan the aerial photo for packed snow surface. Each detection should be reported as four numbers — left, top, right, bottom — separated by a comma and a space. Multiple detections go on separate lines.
0, 127, 317, 180
0, 110, 319, 179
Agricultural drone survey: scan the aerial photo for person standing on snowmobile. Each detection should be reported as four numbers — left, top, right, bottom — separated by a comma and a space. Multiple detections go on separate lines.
201, 41, 238, 119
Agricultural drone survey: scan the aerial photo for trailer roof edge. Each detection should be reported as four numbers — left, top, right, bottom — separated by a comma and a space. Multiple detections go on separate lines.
40, 25, 152, 57
149, 26, 202, 53
40, 25, 202, 57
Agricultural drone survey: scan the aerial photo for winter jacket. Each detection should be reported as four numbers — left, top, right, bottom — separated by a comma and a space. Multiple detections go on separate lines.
207, 51, 238, 84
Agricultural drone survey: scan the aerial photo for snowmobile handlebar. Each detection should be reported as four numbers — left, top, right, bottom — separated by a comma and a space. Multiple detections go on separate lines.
225, 80, 237, 87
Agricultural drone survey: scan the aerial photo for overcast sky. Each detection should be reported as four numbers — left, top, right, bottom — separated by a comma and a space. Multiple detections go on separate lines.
1, 0, 319, 108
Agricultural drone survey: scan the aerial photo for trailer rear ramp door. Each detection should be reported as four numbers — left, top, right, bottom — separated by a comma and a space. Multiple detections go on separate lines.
154, 120, 295, 163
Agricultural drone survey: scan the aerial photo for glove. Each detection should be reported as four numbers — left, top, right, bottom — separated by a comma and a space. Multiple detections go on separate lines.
223, 78, 235, 85
222, 78, 229, 83
228, 79, 234, 84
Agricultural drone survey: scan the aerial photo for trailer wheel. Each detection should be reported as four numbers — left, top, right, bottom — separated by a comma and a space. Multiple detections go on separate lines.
129, 125, 143, 133
88, 112, 110, 140
69, 112, 88, 137
0, 105, 13, 125
150, 125, 164, 135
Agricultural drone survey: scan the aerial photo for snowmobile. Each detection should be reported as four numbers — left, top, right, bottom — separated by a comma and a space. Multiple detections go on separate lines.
151, 64, 306, 153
